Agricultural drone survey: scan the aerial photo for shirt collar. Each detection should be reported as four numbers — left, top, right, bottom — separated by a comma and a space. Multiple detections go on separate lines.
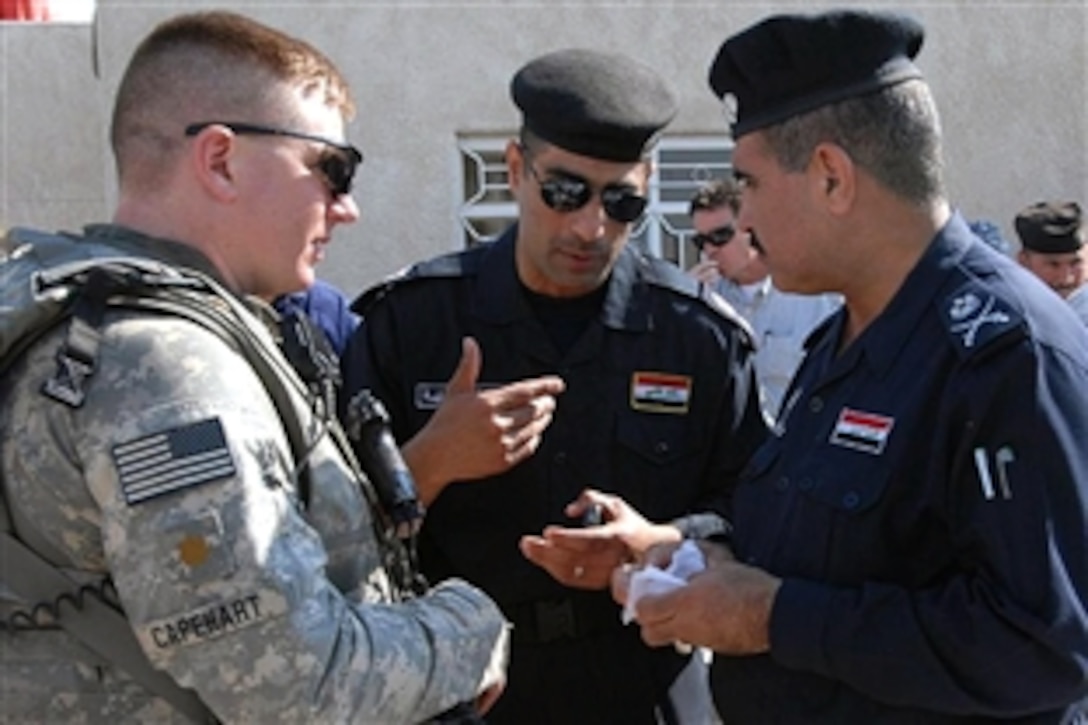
473, 226, 651, 332
847, 211, 974, 377
81, 223, 227, 286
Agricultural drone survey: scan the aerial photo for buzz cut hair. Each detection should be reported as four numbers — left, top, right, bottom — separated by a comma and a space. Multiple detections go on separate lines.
110, 11, 354, 186
761, 79, 945, 205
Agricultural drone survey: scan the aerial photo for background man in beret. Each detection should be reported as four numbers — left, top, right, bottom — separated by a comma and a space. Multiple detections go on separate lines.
342, 47, 767, 724
1014, 200, 1086, 299
614, 9, 1088, 723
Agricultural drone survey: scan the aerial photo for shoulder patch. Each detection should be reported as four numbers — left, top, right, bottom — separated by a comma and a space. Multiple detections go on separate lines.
939, 284, 1024, 357
112, 418, 235, 505
350, 246, 485, 315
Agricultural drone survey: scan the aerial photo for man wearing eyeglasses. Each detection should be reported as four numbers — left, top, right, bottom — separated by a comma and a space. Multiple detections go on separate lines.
342, 48, 768, 724
688, 178, 840, 419
0, 11, 509, 723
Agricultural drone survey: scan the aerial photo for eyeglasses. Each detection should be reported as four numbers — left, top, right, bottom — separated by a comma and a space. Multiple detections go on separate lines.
184, 121, 364, 197
692, 225, 737, 251
521, 149, 648, 224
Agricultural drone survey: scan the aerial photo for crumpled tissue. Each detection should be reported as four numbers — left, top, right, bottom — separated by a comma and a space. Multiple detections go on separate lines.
621, 539, 706, 625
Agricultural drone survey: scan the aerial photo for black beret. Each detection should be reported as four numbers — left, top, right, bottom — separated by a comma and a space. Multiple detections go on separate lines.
1015, 201, 1085, 254
511, 48, 678, 162
708, 10, 925, 138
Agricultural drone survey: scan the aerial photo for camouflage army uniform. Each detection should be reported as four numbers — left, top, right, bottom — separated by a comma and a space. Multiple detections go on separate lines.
0, 224, 507, 723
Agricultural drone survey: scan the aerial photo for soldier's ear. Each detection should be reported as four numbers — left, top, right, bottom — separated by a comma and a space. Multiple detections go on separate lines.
187, 124, 241, 202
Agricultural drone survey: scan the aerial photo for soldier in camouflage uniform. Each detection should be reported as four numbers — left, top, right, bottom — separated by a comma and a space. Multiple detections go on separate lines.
0, 11, 507, 723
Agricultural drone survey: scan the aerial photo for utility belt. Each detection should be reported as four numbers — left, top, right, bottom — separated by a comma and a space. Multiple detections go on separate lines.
504, 594, 624, 645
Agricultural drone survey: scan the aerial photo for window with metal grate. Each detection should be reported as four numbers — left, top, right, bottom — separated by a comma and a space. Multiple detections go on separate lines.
457, 135, 733, 270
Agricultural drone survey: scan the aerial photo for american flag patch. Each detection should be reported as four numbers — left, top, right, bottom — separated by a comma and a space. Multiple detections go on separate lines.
112, 418, 236, 505
829, 408, 895, 455
630, 372, 692, 414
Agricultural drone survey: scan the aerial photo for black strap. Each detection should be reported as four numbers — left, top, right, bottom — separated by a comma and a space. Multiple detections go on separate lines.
277, 307, 342, 420
40, 266, 118, 407
0, 493, 214, 723
4, 264, 414, 723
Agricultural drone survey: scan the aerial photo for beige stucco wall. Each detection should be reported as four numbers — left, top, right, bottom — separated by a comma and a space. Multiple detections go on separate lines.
2, 1, 1085, 297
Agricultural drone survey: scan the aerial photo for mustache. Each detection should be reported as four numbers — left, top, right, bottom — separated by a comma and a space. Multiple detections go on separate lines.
748, 230, 765, 253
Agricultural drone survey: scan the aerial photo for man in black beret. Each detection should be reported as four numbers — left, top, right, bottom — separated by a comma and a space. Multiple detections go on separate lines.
342, 48, 768, 723
614, 9, 1088, 724
1015, 200, 1086, 298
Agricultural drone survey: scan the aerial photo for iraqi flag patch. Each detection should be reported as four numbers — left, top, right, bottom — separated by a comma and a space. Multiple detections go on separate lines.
829, 407, 894, 455
630, 372, 692, 414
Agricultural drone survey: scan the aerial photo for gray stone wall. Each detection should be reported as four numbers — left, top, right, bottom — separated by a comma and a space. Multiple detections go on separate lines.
2, 1, 1084, 297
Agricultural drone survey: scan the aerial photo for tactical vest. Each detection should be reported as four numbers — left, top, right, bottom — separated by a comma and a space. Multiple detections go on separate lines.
0, 228, 407, 723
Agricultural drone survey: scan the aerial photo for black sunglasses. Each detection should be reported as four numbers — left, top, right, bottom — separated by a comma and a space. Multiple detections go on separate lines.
521, 150, 647, 224
692, 225, 737, 251
184, 121, 364, 197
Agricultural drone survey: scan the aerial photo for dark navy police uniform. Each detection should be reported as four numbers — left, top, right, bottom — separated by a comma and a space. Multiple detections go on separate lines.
715, 214, 1088, 723
343, 227, 768, 724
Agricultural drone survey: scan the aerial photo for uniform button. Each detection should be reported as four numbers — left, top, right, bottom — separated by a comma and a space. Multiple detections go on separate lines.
798, 477, 814, 491
774, 477, 790, 492
554, 451, 567, 465
842, 491, 860, 509
809, 397, 824, 413
653, 441, 670, 455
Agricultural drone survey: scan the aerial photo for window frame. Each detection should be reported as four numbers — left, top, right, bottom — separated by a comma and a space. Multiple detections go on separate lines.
456, 134, 734, 269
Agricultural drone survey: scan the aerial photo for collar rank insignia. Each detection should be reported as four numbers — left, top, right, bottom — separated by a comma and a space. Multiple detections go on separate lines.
630, 372, 692, 414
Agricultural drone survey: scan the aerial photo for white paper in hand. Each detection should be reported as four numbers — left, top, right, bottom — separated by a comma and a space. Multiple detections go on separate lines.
621, 539, 706, 624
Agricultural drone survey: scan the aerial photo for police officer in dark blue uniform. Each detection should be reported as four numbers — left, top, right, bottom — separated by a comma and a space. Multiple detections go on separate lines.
342, 48, 768, 724
614, 10, 1088, 723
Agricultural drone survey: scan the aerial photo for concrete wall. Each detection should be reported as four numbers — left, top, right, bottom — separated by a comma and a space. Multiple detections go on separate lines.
2, 0, 1085, 296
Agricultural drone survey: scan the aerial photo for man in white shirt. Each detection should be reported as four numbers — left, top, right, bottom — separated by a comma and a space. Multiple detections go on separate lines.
1068, 284, 1088, 327
688, 178, 840, 418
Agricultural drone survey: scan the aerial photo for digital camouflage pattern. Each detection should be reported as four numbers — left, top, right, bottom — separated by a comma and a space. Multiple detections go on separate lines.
0, 226, 509, 723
